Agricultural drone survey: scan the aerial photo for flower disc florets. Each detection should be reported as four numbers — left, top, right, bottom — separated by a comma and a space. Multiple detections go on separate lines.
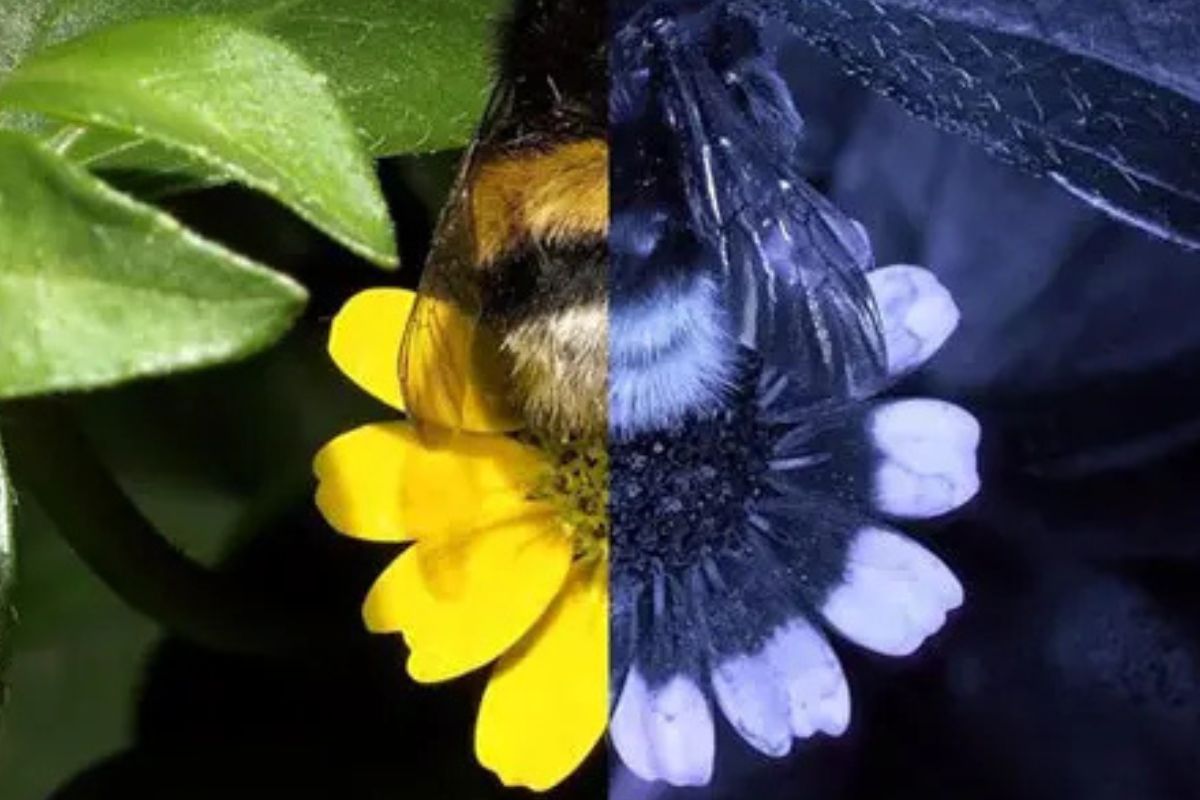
528, 436, 610, 561
611, 362, 773, 579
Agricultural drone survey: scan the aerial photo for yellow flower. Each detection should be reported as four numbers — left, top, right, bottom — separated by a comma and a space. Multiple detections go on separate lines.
312, 288, 607, 791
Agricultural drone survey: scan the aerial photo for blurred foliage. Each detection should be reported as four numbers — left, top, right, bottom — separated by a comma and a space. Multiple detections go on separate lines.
0, 0, 504, 161
0, 491, 166, 800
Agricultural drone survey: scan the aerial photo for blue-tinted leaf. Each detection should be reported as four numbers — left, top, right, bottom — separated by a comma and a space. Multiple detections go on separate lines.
831, 99, 1200, 478
781, 0, 1200, 248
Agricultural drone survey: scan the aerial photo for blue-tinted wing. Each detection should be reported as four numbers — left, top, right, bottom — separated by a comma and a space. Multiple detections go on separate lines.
612, 5, 887, 415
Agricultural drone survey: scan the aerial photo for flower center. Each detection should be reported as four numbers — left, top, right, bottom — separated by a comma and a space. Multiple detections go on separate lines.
610, 365, 773, 580
524, 357, 792, 574
528, 436, 609, 562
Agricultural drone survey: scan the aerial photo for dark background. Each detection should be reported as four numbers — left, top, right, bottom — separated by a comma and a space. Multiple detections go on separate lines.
2, 43, 1199, 799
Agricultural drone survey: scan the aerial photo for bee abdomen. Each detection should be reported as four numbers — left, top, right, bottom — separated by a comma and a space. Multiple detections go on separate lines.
470, 138, 608, 266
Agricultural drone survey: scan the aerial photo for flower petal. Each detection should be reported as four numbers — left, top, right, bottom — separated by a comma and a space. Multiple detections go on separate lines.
313, 422, 412, 542
328, 288, 414, 412
867, 266, 959, 376
711, 651, 793, 757
762, 618, 851, 738
313, 422, 545, 542
476, 562, 607, 791
821, 527, 963, 657
363, 514, 571, 682
610, 669, 714, 787
329, 287, 521, 432
712, 617, 850, 756
870, 399, 981, 518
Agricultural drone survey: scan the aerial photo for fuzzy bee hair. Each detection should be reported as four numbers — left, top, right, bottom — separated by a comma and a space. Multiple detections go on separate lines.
461, 0, 611, 437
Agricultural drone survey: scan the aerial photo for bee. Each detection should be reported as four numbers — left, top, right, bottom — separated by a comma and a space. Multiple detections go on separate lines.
400, 0, 608, 438
402, 0, 887, 440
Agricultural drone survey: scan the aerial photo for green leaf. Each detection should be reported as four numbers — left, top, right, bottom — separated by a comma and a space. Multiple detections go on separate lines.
0, 0, 502, 159
0, 436, 14, 703
0, 17, 397, 266
0, 130, 307, 398
49, 125, 228, 195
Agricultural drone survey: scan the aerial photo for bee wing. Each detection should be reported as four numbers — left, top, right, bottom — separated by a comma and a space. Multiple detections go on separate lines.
649, 20, 888, 409
399, 88, 522, 435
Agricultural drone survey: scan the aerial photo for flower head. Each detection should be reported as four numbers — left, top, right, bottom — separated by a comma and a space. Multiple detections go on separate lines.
314, 262, 980, 791
608, 264, 980, 785
313, 288, 607, 791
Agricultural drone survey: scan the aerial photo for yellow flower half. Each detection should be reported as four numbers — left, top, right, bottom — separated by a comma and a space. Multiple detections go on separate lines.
315, 288, 607, 791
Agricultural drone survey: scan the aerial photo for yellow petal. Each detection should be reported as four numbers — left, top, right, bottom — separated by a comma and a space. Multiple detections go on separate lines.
402, 291, 523, 433
364, 514, 572, 682
329, 288, 414, 412
476, 560, 608, 792
313, 422, 545, 542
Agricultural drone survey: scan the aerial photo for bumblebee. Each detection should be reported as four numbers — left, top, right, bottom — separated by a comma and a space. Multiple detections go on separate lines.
400, 0, 608, 438
402, 0, 887, 440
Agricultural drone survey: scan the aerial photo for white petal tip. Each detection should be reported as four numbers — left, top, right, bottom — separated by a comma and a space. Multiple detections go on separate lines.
712, 654, 793, 758
816, 679, 852, 736
871, 399, 981, 518
868, 265, 960, 375
758, 619, 854, 741
611, 670, 715, 787
822, 528, 964, 657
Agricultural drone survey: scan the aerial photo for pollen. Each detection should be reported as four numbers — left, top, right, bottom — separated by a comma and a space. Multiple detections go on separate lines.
528, 435, 609, 562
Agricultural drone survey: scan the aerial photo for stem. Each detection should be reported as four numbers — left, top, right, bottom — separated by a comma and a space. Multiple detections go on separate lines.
1, 399, 314, 656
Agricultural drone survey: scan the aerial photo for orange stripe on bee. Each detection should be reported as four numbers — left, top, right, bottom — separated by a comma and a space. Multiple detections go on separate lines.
471, 138, 608, 265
